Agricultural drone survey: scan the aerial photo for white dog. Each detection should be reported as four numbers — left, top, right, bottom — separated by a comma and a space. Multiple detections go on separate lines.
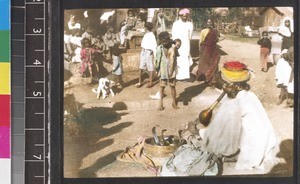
92, 78, 115, 99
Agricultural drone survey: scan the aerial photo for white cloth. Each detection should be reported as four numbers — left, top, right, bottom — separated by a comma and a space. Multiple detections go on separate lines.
176, 56, 193, 80
64, 34, 71, 44
141, 32, 157, 54
82, 32, 93, 43
120, 25, 127, 44
270, 34, 282, 55
203, 90, 277, 170
172, 19, 193, 80
287, 79, 294, 94
278, 17, 294, 36
147, 8, 159, 22
69, 36, 82, 47
100, 11, 115, 21
275, 58, 292, 86
68, 22, 81, 30
72, 47, 82, 63
234, 91, 277, 170
156, 16, 166, 34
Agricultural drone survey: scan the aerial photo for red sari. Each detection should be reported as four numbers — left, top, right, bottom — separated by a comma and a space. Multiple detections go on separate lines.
195, 28, 220, 83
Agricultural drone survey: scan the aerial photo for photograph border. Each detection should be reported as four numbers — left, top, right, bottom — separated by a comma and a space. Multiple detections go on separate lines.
50, 0, 299, 183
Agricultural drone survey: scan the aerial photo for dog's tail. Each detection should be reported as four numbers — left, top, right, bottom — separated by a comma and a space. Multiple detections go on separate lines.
92, 88, 98, 93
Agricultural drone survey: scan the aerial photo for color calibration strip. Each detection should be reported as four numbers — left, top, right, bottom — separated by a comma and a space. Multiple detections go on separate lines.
0, 0, 11, 184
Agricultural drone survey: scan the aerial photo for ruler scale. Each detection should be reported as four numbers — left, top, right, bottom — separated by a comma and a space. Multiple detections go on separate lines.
23, 0, 49, 183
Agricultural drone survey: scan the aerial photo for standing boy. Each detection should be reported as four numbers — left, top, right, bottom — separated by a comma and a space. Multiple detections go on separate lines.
257, 31, 271, 72
111, 44, 123, 88
136, 22, 157, 88
155, 31, 179, 110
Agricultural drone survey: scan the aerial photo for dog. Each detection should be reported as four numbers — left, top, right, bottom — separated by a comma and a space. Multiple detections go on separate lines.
92, 77, 115, 99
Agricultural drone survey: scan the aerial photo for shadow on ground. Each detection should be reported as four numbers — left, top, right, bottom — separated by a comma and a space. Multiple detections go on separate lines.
64, 94, 133, 177
267, 139, 293, 176
177, 82, 207, 105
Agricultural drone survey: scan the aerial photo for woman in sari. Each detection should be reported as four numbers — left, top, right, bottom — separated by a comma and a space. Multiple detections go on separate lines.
194, 19, 223, 87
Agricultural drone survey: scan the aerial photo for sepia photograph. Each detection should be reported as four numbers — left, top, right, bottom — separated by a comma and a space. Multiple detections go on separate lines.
62, 7, 294, 178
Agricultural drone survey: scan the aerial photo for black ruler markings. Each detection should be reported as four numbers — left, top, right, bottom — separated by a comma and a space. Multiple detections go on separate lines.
24, 0, 48, 184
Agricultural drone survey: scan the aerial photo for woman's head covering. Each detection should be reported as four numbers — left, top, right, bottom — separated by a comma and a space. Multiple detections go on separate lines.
281, 49, 288, 55
179, 8, 190, 15
221, 61, 251, 83
281, 17, 294, 33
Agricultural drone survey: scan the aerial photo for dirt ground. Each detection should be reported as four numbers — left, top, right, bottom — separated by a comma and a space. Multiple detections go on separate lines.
63, 37, 294, 178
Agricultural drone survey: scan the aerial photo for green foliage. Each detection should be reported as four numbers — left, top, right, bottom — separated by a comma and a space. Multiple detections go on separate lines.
191, 8, 214, 30
227, 8, 243, 22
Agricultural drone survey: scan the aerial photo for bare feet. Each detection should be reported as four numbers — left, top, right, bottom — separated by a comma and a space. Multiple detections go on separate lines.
135, 83, 142, 88
172, 103, 180, 109
158, 106, 165, 111
146, 83, 154, 88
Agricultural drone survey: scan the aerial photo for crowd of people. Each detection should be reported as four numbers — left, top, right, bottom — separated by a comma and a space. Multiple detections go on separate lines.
64, 8, 294, 108
257, 17, 294, 107
64, 8, 224, 107
64, 8, 294, 175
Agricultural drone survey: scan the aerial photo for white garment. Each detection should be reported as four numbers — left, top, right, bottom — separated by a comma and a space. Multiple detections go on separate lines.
275, 58, 292, 86
64, 34, 71, 44
278, 17, 294, 36
141, 32, 157, 55
71, 47, 82, 63
82, 32, 93, 43
147, 8, 159, 22
288, 79, 294, 94
100, 11, 115, 21
172, 19, 194, 80
270, 34, 282, 55
68, 22, 81, 30
235, 91, 277, 170
176, 56, 193, 80
156, 16, 166, 34
203, 90, 277, 170
69, 36, 82, 47
120, 25, 127, 45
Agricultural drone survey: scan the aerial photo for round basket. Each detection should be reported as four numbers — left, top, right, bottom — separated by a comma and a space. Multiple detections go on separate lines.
144, 135, 186, 157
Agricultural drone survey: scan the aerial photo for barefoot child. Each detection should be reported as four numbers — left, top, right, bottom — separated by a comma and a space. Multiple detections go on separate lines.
111, 44, 123, 88
135, 22, 157, 88
155, 31, 180, 110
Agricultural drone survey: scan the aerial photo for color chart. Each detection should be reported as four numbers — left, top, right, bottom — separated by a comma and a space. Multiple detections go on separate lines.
0, 0, 11, 183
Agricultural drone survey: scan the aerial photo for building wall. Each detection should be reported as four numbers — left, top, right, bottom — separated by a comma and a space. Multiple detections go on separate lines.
262, 9, 283, 27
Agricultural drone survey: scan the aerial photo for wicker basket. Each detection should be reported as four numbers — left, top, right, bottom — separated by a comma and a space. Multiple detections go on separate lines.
144, 135, 186, 157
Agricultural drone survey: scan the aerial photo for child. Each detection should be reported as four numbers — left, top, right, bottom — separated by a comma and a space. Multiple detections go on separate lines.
135, 22, 157, 88
81, 38, 96, 82
275, 48, 293, 106
92, 39, 106, 79
173, 38, 182, 56
149, 38, 181, 100
103, 26, 120, 60
111, 44, 123, 88
155, 31, 179, 110
257, 31, 271, 72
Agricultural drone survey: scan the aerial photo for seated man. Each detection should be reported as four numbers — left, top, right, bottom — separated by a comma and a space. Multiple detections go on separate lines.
201, 61, 277, 170
161, 61, 277, 176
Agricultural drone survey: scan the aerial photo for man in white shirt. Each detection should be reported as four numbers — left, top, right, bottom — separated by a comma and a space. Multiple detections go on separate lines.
171, 8, 194, 81
135, 22, 157, 88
